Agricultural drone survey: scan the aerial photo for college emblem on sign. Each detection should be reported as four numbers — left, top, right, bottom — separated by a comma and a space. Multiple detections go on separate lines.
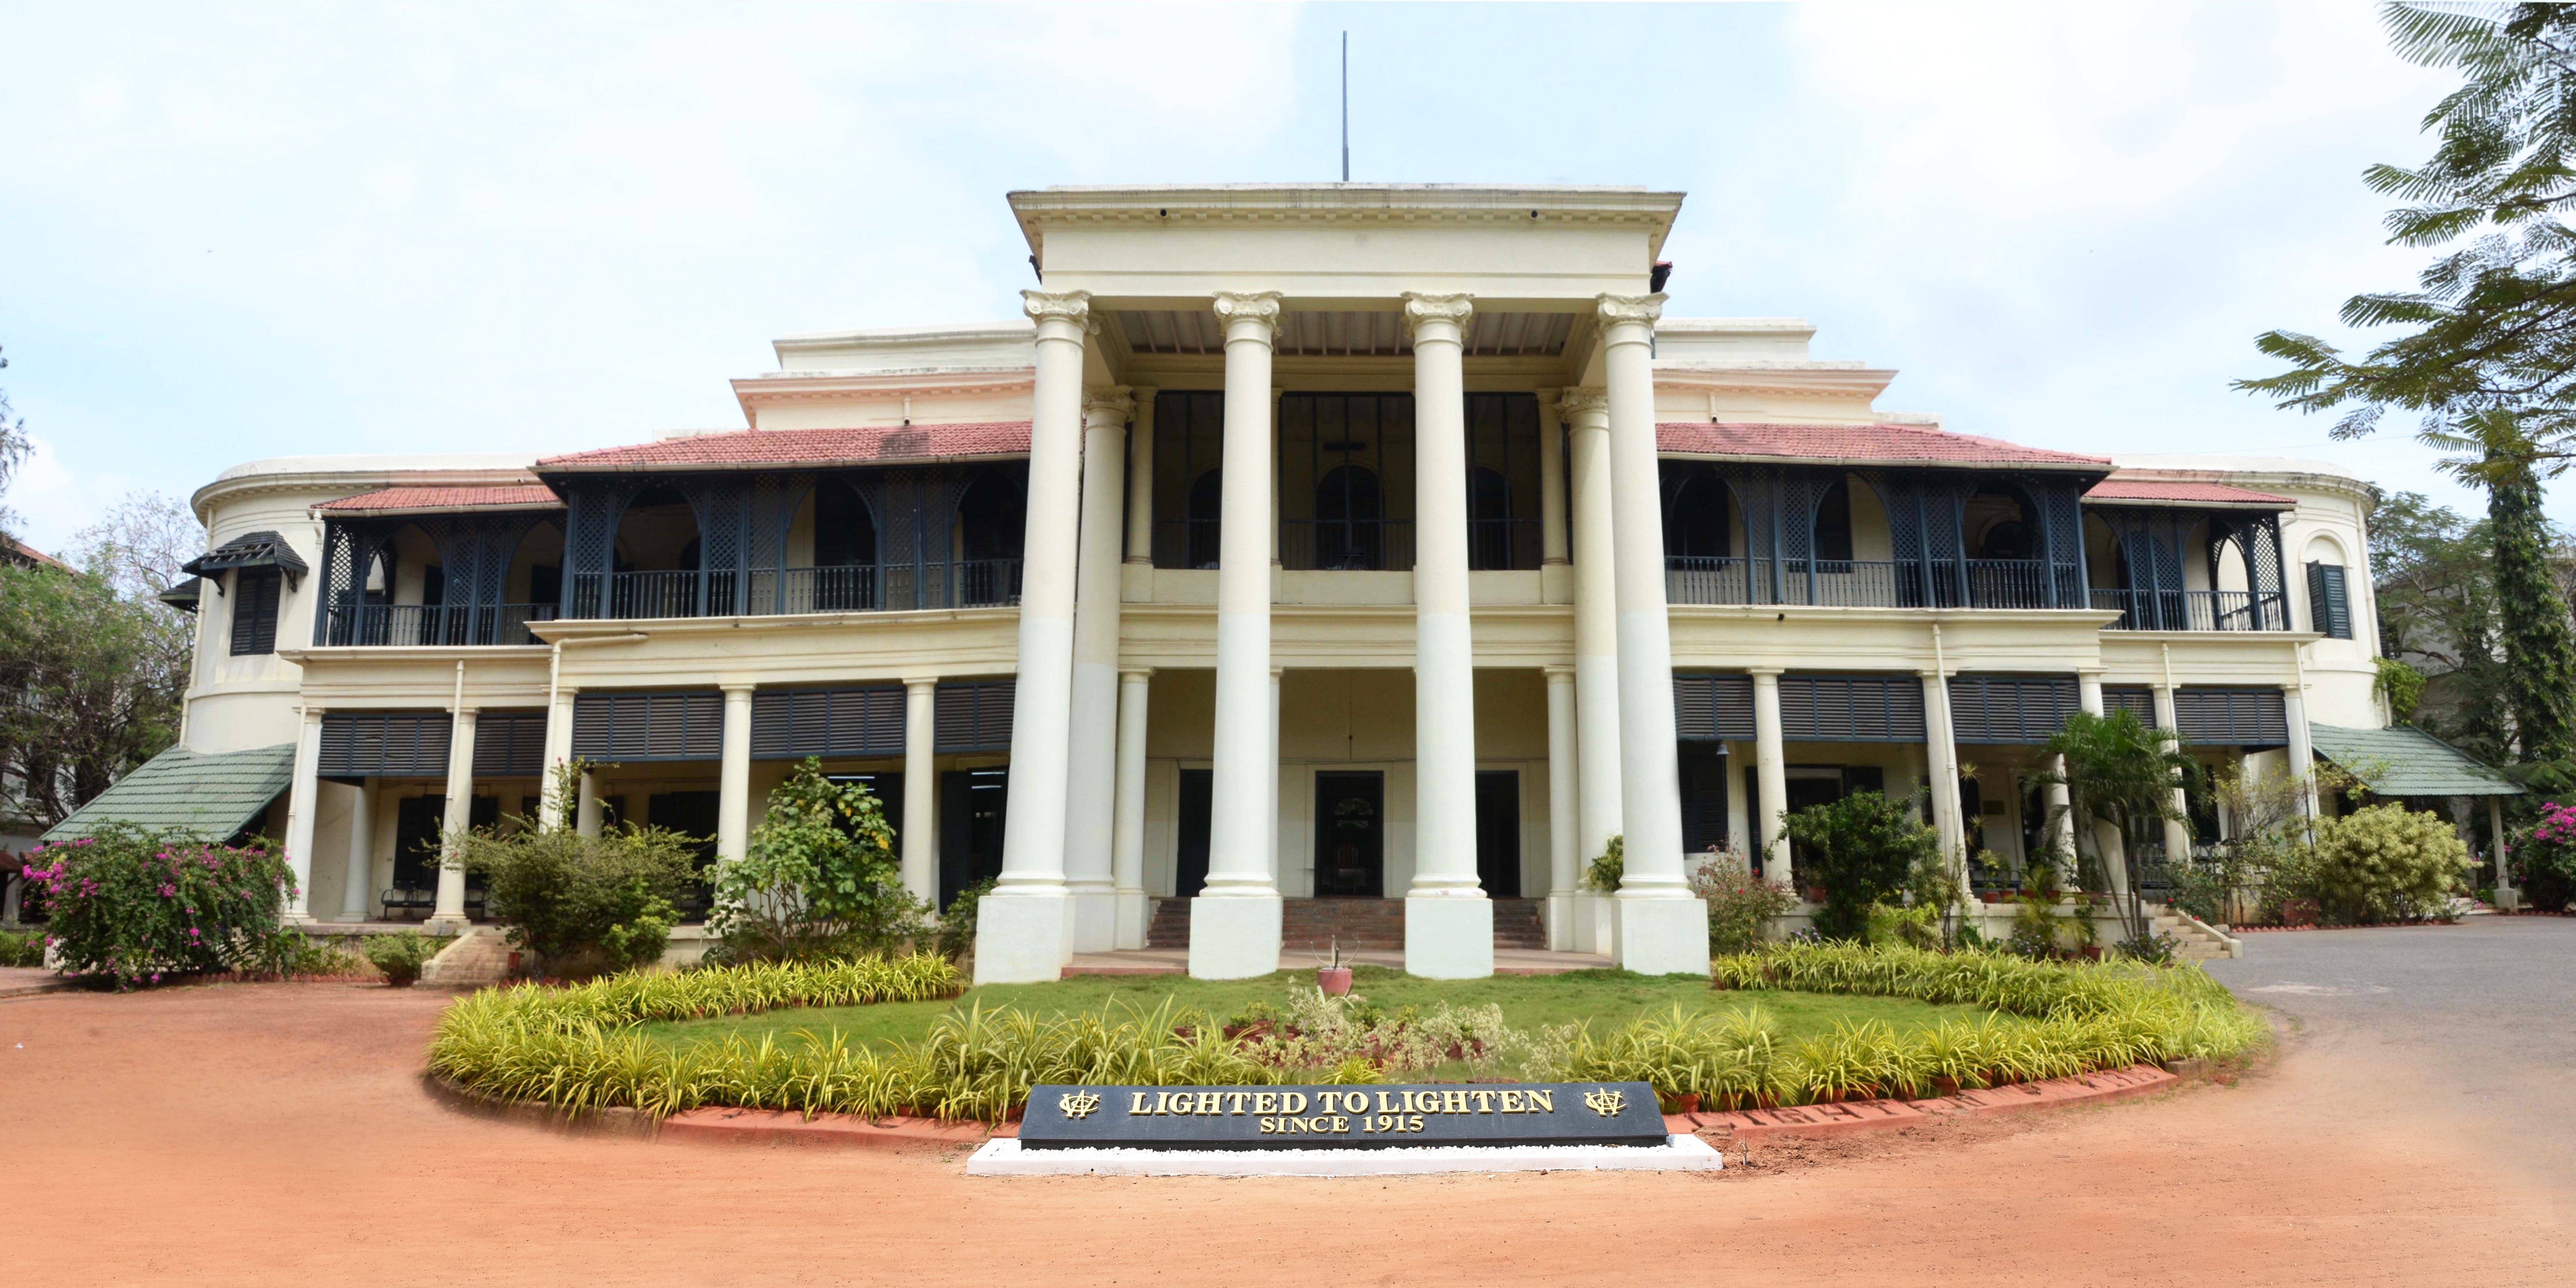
1057, 1090, 1102, 1120
1583, 1088, 1626, 1118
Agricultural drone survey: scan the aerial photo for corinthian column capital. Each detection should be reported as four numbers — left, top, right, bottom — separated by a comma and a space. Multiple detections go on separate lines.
1211, 290, 1285, 340
1401, 292, 1475, 340
1594, 292, 1665, 331
1558, 386, 1610, 420
1083, 385, 1135, 425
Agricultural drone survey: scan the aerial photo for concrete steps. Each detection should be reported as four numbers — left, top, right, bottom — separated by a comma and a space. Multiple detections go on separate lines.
2150, 908, 2241, 961
422, 927, 518, 986
1143, 898, 1549, 954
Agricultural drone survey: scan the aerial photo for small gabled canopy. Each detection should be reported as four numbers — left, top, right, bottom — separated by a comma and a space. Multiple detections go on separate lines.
40, 744, 298, 843
2309, 723, 2524, 797
181, 530, 310, 586
157, 575, 203, 613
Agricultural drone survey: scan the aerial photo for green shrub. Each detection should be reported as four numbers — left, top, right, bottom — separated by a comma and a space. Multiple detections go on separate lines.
1582, 833, 1624, 893
1865, 901, 1941, 950
364, 931, 443, 987
455, 823, 698, 977
932, 878, 995, 962
2309, 804, 2473, 923
0, 927, 48, 967
1689, 854, 1795, 954
15, 824, 295, 987
1780, 790, 1938, 940
706, 759, 930, 965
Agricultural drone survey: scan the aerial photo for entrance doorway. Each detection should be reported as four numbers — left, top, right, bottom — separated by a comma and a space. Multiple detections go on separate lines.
1314, 771, 1384, 897
1174, 768, 1212, 897
939, 767, 1008, 908
1474, 770, 1521, 897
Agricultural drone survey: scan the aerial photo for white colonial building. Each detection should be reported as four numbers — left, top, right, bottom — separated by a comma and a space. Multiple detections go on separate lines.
61, 185, 2412, 981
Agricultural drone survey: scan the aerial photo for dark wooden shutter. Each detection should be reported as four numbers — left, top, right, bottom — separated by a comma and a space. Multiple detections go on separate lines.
1947, 675, 2080, 744
934, 680, 1015, 753
471, 711, 551, 778
1672, 674, 1756, 741
573, 691, 726, 762
1779, 676, 1925, 742
318, 712, 453, 777
2306, 562, 2352, 638
2172, 688, 2290, 747
751, 686, 907, 759
2101, 686, 2161, 728
230, 568, 282, 655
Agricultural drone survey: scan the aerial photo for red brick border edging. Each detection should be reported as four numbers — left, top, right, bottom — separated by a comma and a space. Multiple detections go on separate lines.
1671, 1063, 2180, 1143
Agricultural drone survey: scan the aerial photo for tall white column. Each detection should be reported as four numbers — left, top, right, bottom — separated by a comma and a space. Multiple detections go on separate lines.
1920, 673, 1964, 860
902, 677, 939, 912
1402, 292, 1493, 978
1065, 386, 1132, 953
576, 771, 602, 838
1191, 290, 1286, 980
432, 708, 478, 929
1563, 387, 1622, 954
980, 289, 1093, 982
540, 686, 577, 830
1126, 388, 1157, 567
1596, 293, 1707, 974
1538, 389, 1568, 568
1751, 668, 1791, 887
1543, 665, 1580, 950
1270, 665, 1283, 886
716, 685, 754, 866
2151, 682, 2192, 863
282, 706, 324, 922
1112, 668, 1153, 947
2490, 795, 2518, 908
335, 777, 376, 923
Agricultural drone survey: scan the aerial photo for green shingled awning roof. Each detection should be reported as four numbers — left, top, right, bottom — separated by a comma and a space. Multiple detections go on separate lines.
2308, 723, 2524, 798
40, 744, 296, 843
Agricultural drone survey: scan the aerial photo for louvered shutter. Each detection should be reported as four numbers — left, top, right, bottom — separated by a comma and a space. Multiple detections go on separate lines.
1777, 676, 1925, 742
2101, 686, 2161, 728
2305, 562, 2352, 639
1947, 675, 2080, 744
2172, 689, 2290, 747
752, 686, 907, 759
472, 711, 550, 778
1671, 674, 1756, 741
319, 712, 454, 777
573, 692, 727, 762
230, 568, 282, 655
935, 680, 1015, 753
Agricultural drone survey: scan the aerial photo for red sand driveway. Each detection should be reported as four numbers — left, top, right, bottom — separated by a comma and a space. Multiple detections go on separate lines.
4, 981, 2567, 1286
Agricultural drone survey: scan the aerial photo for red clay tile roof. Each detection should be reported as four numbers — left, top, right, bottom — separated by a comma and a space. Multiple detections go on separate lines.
3, 534, 72, 571
317, 485, 563, 513
537, 423, 1034, 472
1656, 422, 2110, 469
2084, 476, 2294, 507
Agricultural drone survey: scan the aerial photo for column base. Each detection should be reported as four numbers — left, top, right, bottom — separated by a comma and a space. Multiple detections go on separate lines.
1404, 896, 1494, 979
1574, 891, 1616, 955
1112, 890, 1151, 951
974, 893, 1070, 984
1068, 887, 1118, 954
328, 911, 372, 925
2494, 884, 2521, 914
1187, 895, 1282, 980
1542, 890, 1577, 952
425, 914, 470, 936
1613, 896, 1711, 976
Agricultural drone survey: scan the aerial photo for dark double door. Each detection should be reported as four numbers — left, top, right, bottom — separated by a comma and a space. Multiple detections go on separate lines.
1170, 768, 1520, 899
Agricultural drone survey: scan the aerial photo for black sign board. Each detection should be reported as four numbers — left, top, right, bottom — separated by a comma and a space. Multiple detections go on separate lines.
1018, 1082, 1668, 1151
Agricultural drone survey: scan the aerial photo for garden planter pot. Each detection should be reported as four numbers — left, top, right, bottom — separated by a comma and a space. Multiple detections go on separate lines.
2283, 899, 2320, 928
1803, 887, 1827, 905
1317, 966, 1353, 995
1669, 1094, 1701, 1115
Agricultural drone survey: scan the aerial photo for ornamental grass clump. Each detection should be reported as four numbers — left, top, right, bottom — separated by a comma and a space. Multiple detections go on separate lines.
15, 823, 295, 987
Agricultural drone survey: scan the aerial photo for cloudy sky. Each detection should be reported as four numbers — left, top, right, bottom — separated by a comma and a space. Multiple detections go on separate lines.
0, 1, 2515, 554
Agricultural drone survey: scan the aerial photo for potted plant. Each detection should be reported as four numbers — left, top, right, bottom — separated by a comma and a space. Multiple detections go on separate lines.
1316, 937, 1353, 996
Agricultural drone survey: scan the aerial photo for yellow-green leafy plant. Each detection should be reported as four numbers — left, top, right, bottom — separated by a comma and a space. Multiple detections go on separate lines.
2307, 803, 2473, 923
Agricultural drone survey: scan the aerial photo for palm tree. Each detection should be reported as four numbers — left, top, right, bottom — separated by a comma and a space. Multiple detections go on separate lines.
2036, 710, 2200, 946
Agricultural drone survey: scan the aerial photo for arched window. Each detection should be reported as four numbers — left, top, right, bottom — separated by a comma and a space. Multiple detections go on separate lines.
1814, 479, 1854, 563
612, 485, 702, 618
1314, 464, 1383, 570
955, 468, 1026, 605
1467, 466, 1512, 571
815, 480, 878, 611
1187, 468, 1224, 569
1660, 466, 1728, 559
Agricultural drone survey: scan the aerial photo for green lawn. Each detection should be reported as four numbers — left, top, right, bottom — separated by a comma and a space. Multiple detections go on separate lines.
642, 966, 1996, 1057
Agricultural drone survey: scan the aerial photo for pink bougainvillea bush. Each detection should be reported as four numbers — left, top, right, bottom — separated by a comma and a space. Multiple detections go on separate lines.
17, 823, 295, 987
2514, 802, 2576, 910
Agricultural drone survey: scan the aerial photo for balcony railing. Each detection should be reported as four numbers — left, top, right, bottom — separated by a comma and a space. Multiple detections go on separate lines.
1665, 557, 2071, 610
564, 561, 1024, 622
324, 602, 558, 647
2092, 588, 2289, 632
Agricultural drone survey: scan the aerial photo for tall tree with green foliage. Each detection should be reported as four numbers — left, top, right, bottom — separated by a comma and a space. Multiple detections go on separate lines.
2239, 3, 2576, 761
0, 344, 31, 541
2372, 489, 2513, 753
